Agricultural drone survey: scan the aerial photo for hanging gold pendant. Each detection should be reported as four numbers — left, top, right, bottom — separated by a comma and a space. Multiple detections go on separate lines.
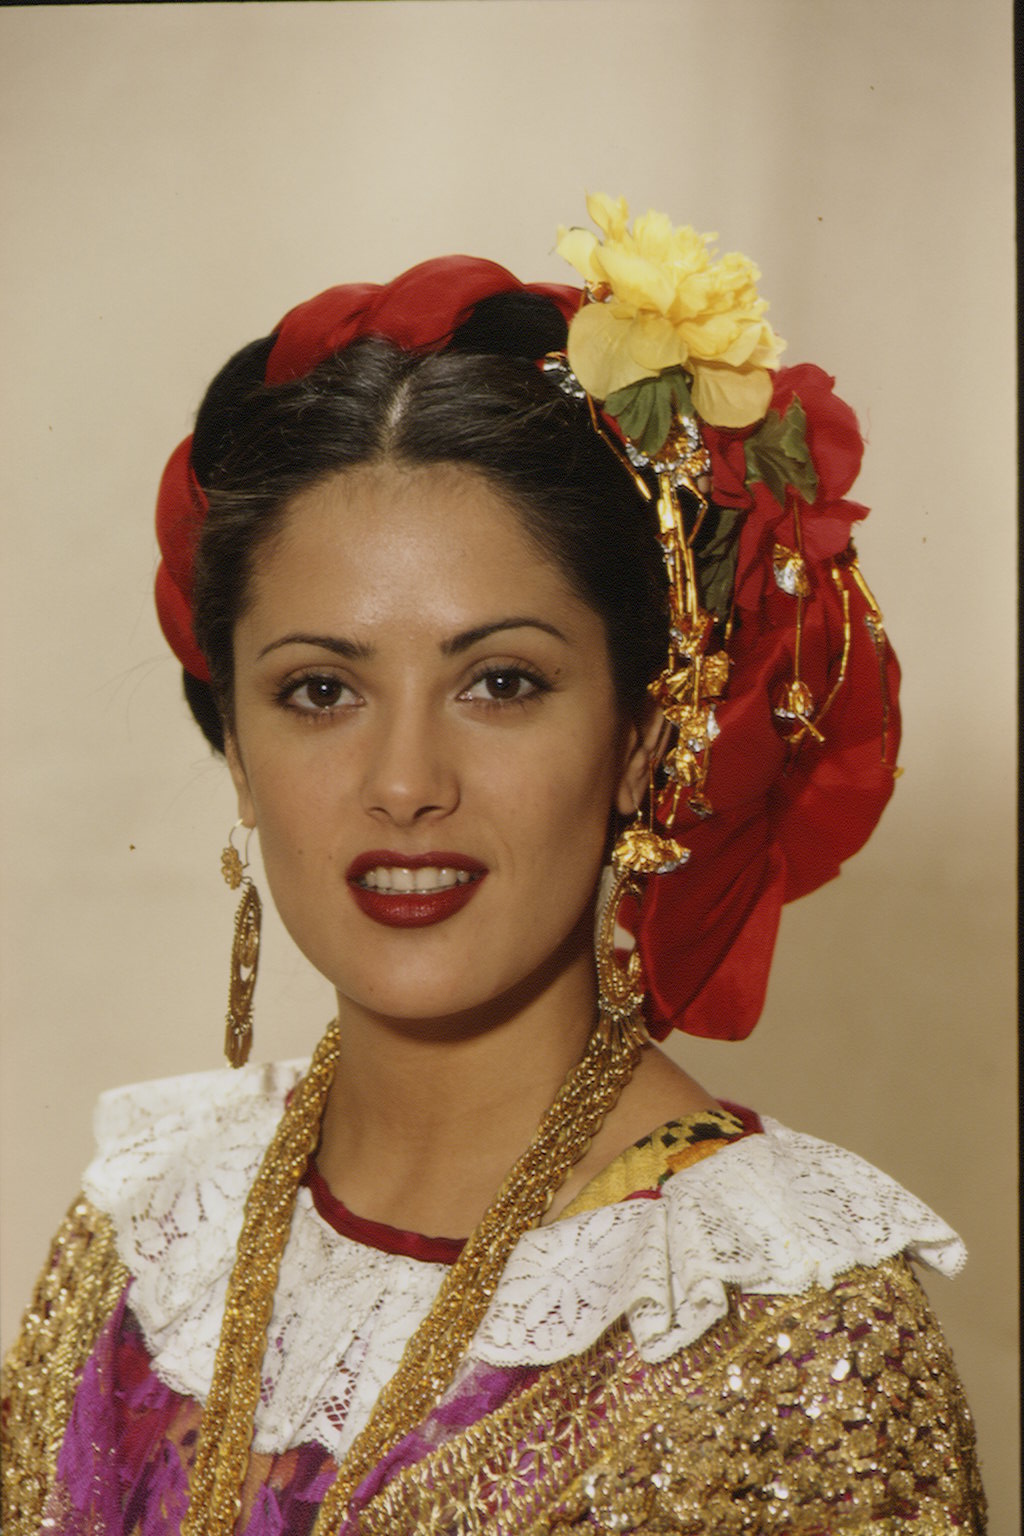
597, 807, 688, 1044
220, 842, 244, 889
773, 678, 824, 744
595, 863, 650, 1044
225, 878, 261, 1068
772, 542, 812, 597
595, 763, 693, 1048
613, 824, 689, 875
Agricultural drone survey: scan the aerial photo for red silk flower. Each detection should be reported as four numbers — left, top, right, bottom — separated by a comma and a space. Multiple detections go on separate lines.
702, 365, 870, 613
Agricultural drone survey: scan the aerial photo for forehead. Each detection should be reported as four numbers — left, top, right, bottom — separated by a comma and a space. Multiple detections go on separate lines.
242, 462, 598, 641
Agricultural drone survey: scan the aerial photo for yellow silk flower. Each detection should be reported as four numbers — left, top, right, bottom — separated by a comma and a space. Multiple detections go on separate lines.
556, 194, 784, 428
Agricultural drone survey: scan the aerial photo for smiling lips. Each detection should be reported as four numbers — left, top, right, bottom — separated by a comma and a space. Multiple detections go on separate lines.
346, 851, 487, 928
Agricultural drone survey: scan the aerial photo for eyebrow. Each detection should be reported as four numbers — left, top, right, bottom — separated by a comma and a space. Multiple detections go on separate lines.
256, 617, 569, 662
441, 617, 569, 655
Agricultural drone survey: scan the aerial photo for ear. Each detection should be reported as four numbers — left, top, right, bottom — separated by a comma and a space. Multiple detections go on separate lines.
224, 731, 257, 829
615, 702, 671, 817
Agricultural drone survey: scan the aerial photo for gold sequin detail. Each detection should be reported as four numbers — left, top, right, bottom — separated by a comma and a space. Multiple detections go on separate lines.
1, 1196, 128, 1535
353, 1258, 985, 1534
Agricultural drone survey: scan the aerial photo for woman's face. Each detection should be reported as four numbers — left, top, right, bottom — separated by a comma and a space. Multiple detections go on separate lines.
226, 462, 652, 1024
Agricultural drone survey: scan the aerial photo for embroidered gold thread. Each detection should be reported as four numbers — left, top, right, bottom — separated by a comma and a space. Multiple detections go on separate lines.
352, 1258, 985, 1535
1, 1197, 128, 1535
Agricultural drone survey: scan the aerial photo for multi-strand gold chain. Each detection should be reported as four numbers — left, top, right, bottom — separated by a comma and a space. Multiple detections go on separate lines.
182, 1022, 342, 1535
182, 1013, 647, 1536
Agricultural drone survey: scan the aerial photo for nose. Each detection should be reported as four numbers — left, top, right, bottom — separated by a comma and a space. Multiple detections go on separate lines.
360, 700, 459, 828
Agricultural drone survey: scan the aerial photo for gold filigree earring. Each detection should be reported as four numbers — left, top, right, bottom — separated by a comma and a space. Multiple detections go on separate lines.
597, 767, 688, 1047
220, 820, 262, 1068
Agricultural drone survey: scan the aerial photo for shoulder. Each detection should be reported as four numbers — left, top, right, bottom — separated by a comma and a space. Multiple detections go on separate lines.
1, 1195, 129, 1534
74, 1059, 309, 1365
366, 1259, 986, 1531
81, 1057, 308, 1219
472, 1116, 966, 1368
549, 1257, 986, 1534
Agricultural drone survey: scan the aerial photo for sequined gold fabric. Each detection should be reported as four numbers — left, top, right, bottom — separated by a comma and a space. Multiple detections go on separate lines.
1, 1195, 128, 1536
355, 1257, 985, 1534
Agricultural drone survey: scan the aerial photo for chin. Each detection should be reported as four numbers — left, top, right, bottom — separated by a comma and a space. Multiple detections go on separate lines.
332, 934, 593, 1035
336, 970, 512, 1032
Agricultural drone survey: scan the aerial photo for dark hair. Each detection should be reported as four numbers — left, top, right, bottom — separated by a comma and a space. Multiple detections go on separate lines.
185, 293, 670, 752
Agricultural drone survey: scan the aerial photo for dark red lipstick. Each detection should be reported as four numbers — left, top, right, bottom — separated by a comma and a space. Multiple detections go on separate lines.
346, 850, 487, 929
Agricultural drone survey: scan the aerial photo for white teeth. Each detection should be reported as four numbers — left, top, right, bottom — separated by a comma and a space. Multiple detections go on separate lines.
359, 866, 475, 894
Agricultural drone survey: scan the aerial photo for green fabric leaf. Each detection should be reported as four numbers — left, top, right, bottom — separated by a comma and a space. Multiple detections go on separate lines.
695, 505, 744, 619
643, 384, 672, 457
604, 377, 661, 449
665, 368, 695, 421
743, 397, 819, 507
604, 369, 695, 457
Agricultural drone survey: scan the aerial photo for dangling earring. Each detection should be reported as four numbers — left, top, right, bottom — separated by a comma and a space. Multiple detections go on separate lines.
596, 765, 688, 1047
220, 820, 262, 1068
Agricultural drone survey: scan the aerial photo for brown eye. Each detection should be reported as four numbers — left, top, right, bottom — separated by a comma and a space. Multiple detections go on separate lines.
461, 667, 548, 705
484, 670, 526, 699
306, 678, 343, 706
283, 675, 357, 713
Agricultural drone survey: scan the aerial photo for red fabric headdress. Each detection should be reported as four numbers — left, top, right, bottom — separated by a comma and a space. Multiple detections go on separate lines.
154, 254, 900, 1042
154, 258, 580, 682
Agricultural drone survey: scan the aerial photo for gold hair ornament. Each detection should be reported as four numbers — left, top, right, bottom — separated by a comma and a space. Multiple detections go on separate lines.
550, 197, 789, 825
543, 349, 730, 826
553, 196, 894, 819
220, 820, 261, 1068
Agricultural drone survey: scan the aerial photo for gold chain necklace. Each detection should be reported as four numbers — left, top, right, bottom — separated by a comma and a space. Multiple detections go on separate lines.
181, 1011, 646, 1535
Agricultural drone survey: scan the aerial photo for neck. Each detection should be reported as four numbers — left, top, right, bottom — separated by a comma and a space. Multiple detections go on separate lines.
315, 943, 598, 1238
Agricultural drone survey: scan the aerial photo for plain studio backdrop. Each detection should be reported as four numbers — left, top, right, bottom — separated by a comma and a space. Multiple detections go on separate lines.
0, 3, 1016, 1526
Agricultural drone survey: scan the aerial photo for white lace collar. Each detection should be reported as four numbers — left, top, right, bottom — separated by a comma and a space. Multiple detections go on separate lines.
82, 1058, 965, 1459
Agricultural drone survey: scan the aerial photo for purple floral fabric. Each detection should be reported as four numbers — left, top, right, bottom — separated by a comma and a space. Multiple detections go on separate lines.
341, 1358, 540, 1527
41, 1286, 533, 1534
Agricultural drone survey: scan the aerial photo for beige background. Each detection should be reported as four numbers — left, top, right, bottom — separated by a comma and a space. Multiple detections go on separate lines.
0, 1, 1016, 1524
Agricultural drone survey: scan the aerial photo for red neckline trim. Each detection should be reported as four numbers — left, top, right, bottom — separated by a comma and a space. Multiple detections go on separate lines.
303, 1160, 467, 1266
301, 1105, 763, 1264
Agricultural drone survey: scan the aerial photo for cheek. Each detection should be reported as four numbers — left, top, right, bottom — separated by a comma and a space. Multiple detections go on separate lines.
244, 755, 340, 877
246, 781, 348, 984
512, 730, 621, 871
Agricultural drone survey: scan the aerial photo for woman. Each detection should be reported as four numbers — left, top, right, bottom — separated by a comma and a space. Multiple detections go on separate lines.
1, 199, 985, 1534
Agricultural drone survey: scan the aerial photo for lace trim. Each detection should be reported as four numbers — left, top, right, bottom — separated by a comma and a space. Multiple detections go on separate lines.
81, 1061, 965, 1459
470, 1117, 965, 1368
